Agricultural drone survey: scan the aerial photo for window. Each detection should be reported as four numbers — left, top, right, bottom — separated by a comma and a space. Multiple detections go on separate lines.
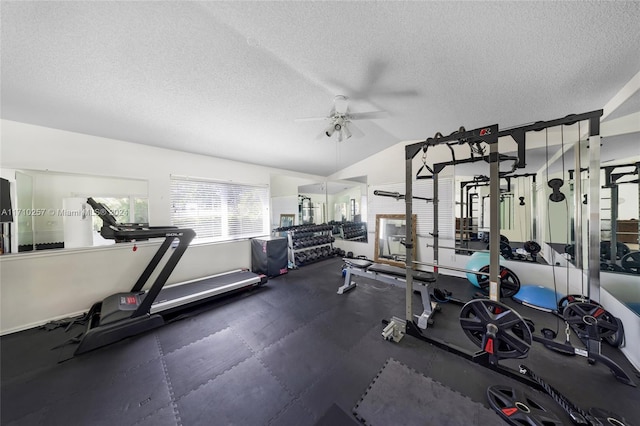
170, 177, 269, 242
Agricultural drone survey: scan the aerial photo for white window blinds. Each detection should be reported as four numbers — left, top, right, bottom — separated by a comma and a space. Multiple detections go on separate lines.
170, 177, 269, 242
369, 177, 454, 241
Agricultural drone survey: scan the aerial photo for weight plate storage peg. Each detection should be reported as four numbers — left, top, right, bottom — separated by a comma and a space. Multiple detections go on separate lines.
486, 385, 563, 426
459, 299, 532, 363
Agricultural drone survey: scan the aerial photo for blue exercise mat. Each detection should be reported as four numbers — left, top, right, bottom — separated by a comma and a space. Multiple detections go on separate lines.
513, 285, 565, 312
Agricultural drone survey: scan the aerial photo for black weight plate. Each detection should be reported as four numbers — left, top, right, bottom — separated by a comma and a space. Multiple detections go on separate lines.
476, 265, 521, 299
621, 251, 640, 273
605, 316, 625, 348
589, 407, 636, 426
600, 241, 631, 261
562, 302, 618, 339
523, 240, 541, 255
557, 294, 601, 315
487, 385, 563, 426
459, 299, 531, 360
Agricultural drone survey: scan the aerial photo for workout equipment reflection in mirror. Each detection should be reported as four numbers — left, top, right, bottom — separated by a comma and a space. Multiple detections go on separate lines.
475, 265, 521, 298
600, 241, 631, 261
548, 178, 566, 203
620, 251, 640, 274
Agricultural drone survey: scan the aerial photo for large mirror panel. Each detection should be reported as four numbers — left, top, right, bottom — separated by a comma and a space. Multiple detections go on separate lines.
455, 141, 571, 267
8, 169, 148, 253
326, 176, 368, 243
374, 214, 416, 267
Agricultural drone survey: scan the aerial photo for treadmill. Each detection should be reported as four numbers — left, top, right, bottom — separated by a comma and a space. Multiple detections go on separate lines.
74, 198, 267, 355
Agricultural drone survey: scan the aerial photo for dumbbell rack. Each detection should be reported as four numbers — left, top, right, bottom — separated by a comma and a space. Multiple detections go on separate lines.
286, 224, 335, 268
340, 222, 367, 241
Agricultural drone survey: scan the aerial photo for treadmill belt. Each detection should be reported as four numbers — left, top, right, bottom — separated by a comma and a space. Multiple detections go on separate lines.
152, 270, 259, 306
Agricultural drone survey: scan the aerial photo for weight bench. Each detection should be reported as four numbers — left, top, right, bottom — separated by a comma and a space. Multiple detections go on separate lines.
338, 258, 439, 330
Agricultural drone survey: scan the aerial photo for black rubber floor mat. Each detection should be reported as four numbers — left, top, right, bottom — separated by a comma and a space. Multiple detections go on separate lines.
353, 358, 506, 426
315, 403, 359, 426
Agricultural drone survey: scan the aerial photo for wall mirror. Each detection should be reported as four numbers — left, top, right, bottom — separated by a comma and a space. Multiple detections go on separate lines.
374, 214, 416, 267
7, 169, 148, 253
454, 142, 568, 267
297, 182, 327, 225
279, 214, 295, 228
326, 176, 368, 243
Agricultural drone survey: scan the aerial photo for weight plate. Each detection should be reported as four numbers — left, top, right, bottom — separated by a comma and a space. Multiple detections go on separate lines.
621, 251, 640, 274
557, 294, 601, 315
589, 407, 636, 426
487, 385, 563, 426
562, 302, 619, 339
604, 316, 625, 348
459, 299, 531, 360
476, 265, 521, 299
600, 241, 631, 261
523, 240, 541, 255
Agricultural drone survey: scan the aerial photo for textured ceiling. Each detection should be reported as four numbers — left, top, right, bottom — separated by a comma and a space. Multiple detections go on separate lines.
2, 1, 639, 176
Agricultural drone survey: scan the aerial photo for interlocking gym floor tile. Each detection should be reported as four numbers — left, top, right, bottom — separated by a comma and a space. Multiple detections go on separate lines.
162, 327, 252, 399
132, 404, 178, 426
0, 326, 78, 382
255, 280, 317, 309
0, 335, 159, 425
314, 403, 360, 426
79, 331, 163, 372
36, 357, 172, 426
229, 308, 303, 353
209, 289, 277, 325
177, 356, 291, 426
299, 349, 382, 421
3, 408, 48, 426
155, 312, 231, 355
267, 399, 314, 426
307, 307, 379, 352
258, 324, 347, 396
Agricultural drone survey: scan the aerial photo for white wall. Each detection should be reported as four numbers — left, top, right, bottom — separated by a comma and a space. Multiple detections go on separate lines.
0, 120, 323, 334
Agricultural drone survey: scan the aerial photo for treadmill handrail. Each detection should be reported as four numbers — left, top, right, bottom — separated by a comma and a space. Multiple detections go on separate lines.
131, 227, 196, 316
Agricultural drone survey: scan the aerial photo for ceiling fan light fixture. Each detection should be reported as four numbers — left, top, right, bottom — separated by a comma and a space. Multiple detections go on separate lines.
342, 125, 352, 139
325, 124, 336, 137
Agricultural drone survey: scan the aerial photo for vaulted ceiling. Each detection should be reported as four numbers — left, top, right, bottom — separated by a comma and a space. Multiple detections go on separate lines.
2, 2, 639, 176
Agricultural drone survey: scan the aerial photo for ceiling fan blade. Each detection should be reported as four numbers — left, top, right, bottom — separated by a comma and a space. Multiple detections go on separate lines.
346, 121, 364, 138
294, 116, 329, 122
348, 111, 388, 120
372, 88, 420, 98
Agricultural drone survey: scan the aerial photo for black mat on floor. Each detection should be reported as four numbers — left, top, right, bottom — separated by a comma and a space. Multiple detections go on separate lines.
315, 403, 359, 426
353, 358, 506, 426
2, 257, 639, 425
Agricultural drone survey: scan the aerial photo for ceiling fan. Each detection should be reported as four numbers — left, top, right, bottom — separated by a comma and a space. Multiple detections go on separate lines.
295, 95, 387, 142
